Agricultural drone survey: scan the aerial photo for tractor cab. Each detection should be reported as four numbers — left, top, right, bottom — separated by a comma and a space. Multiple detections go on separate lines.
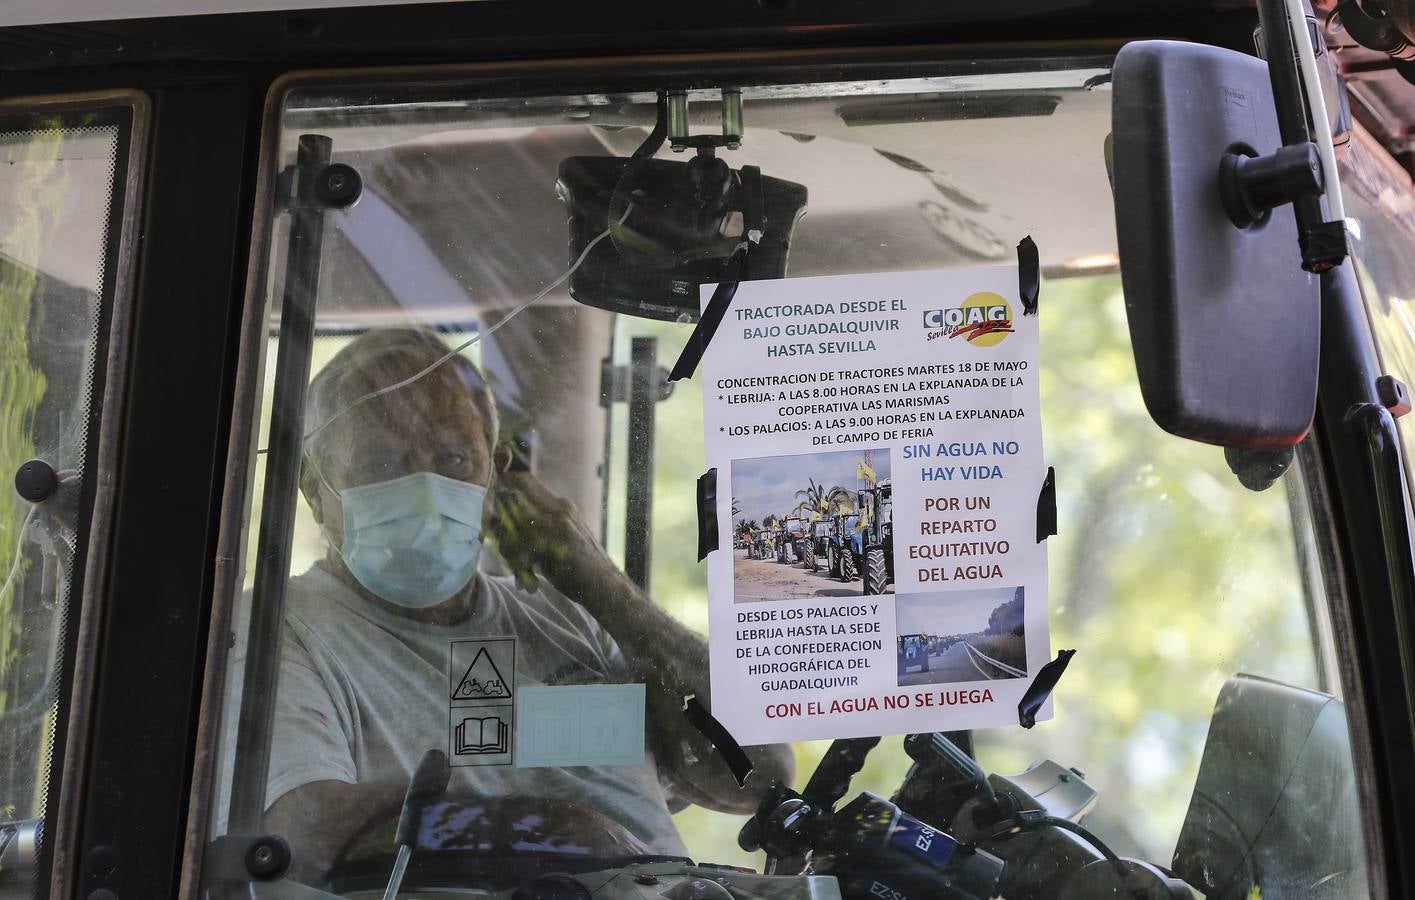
0, 2, 1414, 899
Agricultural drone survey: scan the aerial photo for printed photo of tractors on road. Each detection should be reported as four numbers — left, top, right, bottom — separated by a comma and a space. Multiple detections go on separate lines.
731, 449, 894, 602
895, 586, 1028, 686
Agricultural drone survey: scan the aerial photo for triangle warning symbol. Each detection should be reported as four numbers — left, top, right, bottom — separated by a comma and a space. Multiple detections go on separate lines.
452, 647, 511, 700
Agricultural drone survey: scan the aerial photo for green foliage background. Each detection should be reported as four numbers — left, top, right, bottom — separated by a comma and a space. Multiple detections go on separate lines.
0, 120, 118, 824
0, 124, 64, 821
0, 125, 60, 687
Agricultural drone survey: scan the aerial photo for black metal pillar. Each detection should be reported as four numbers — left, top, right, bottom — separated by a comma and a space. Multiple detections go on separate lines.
624, 337, 658, 592
228, 134, 338, 834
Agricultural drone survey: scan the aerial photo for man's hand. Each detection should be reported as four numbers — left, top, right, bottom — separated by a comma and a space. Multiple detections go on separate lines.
488, 469, 600, 592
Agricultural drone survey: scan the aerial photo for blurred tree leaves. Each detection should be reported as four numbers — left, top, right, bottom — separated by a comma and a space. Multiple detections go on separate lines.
0, 124, 66, 821
0, 125, 61, 686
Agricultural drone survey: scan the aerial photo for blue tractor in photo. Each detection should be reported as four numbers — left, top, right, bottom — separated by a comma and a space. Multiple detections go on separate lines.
897, 633, 931, 677
857, 479, 894, 595
827, 513, 860, 582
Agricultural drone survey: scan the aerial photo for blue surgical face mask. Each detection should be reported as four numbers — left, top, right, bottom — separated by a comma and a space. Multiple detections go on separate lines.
329, 471, 487, 609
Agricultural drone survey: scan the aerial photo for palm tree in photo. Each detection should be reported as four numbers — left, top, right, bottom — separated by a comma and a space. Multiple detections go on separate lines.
826, 486, 855, 515
794, 479, 837, 519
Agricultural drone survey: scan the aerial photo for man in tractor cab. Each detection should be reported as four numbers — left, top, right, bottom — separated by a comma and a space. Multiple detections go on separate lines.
261, 327, 793, 882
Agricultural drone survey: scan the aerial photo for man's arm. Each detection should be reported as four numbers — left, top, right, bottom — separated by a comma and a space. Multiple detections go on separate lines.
491, 470, 794, 813
257, 632, 396, 884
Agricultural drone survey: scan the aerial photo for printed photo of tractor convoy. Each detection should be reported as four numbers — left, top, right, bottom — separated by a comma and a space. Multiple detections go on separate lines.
894, 586, 1027, 685
731, 448, 893, 602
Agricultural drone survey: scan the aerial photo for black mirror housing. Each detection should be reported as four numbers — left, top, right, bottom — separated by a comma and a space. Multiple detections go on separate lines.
1112, 40, 1320, 450
557, 155, 807, 322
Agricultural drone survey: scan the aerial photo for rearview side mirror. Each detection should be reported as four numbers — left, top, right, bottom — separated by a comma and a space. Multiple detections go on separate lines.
1112, 40, 1320, 450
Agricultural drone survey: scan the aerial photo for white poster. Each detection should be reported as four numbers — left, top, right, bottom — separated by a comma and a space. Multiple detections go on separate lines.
702, 265, 1049, 745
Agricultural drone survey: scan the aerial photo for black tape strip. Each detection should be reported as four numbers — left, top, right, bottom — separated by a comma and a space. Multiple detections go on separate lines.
1036, 466, 1056, 544
683, 695, 753, 787
1018, 235, 1040, 316
697, 468, 719, 561
668, 242, 749, 382
742, 165, 764, 236
1018, 649, 1075, 728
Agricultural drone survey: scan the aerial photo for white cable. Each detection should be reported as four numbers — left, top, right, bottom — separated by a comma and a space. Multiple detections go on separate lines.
1285, 0, 1346, 221
0, 504, 37, 608
302, 207, 631, 447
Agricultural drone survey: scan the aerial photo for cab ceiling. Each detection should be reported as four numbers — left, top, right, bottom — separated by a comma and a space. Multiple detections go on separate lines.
285, 75, 1116, 325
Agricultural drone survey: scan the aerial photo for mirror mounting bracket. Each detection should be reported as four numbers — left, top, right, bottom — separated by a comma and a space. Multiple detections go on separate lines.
1255, 0, 1348, 272
1219, 142, 1324, 228
666, 87, 743, 153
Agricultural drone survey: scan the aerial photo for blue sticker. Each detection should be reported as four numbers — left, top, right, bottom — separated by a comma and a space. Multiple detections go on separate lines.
515, 683, 646, 768
889, 812, 957, 869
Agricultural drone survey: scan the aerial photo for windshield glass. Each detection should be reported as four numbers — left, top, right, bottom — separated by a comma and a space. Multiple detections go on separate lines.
0, 108, 134, 898
1341, 123, 1415, 502
204, 57, 1373, 900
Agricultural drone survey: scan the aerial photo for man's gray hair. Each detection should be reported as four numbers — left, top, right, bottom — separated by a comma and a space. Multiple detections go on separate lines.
303, 327, 499, 466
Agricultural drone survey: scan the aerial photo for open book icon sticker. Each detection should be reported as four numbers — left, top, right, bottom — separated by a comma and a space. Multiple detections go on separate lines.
455, 715, 510, 755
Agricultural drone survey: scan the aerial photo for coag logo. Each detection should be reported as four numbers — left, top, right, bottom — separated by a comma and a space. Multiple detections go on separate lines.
922, 291, 1013, 347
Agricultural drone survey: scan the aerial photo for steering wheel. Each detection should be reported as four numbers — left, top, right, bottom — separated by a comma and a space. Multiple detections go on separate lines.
326, 793, 674, 896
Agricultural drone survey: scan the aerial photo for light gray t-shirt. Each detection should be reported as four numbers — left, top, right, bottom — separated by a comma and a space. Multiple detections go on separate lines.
265, 562, 686, 854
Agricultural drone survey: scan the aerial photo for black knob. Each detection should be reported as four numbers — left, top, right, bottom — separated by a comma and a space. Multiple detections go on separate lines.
315, 163, 362, 208
85, 844, 118, 876
1377, 374, 1412, 418
244, 835, 291, 880
1224, 446, 1295, 492
14, 459, 58, 503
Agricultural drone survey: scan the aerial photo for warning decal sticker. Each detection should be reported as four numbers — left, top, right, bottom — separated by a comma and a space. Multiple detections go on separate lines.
448, 637, 515, 766
453, 646, 512, 701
